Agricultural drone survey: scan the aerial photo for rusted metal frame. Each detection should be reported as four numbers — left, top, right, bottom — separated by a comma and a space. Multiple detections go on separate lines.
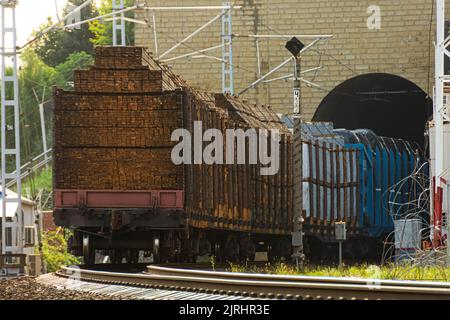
243, 128, 250, 230
180, 91, 189, 227
198, 105, 205, 226
198, 104, 205, 227
263, 135, 269, 232
275, 132, 281, 231
206, 109, 214, 227
191, 97, 199, 228
302, 177, 358, 188
268, 131, 274, 232
277, 133, 283, 231
307, 141, 314, 226
255, 129, 262, 231
314, 142, 321, 227
250, 145, 257, 232
204, 106, 211, 227
219, 116, 226, 229
224, 118, 233, 228
196, 101, 204, 227
335, 146, 341, 222
268, 130, 274, 229
330, 144, 335, 226
185, 93, 194, 226
349, 149, 355, 228
233, 121, 239, 229
211, 112, 219, 228
286, 135, 293, 233
230, 121, 236, 229
322, 141, 328, 228
239, 123, 245, 230
284, 134, 290, 232
235, 122, 242, 230
342, 149, 349, 224
280, 134, 287, 231
355, 150, 361, 229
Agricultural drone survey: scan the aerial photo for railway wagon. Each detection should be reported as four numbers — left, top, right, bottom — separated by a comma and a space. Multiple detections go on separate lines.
53, 46, 293, 264
288, 121, 424, 260
53, 46, 423, 264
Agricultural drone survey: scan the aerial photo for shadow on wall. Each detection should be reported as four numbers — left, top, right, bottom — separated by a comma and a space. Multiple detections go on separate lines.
312, 73, 432, 146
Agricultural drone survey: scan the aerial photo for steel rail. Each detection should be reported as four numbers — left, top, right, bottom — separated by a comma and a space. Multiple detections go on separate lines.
55, 266, 450, 300
147, 265, 450, 290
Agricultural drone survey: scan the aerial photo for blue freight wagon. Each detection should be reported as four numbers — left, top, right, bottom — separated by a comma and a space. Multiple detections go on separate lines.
282, 120, 425, 257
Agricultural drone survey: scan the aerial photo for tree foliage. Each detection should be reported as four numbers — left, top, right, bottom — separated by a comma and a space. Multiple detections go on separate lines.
32, 0, 97, 67
42, 229, 80, 272
89, 0, 135, 46
17, 49, 93, 165
55, 51, 94, 88
18, 50, 62, 163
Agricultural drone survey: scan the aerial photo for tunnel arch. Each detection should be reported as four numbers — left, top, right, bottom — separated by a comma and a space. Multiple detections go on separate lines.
312, 73, 432, 146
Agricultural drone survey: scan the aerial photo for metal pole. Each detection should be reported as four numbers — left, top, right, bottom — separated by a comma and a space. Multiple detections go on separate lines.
435, 0, 445, 250
436, 0, 444, 191
1, 1, 22, 256
159, 10, 229, 59
0, 3, 5, 257
38, 104, 49, 168
238, 57, 293, 96
221, 2, 234, 95
152, 11, 158, 58
112, 0, 125, 46
120, 0, 126, 46
292, 55, 304, 269
339, 241, 343, 267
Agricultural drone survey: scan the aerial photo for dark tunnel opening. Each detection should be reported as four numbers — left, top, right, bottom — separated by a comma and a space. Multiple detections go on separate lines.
312, 73, 432, 146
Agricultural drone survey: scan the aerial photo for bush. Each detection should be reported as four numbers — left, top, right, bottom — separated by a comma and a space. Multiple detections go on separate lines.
42, 229, 80, 272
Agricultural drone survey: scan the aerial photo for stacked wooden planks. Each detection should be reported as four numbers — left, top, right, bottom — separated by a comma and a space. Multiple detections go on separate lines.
53, 46, 184, 191
183, 92, 293, 234
54, 46, 294, 235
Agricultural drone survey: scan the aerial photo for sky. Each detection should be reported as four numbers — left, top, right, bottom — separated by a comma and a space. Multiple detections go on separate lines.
15, 0, 101, 47
15, 0, 63, 47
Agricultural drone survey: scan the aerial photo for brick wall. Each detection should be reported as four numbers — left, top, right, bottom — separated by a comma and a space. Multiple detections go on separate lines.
42, 211, 57, 231
135, 0, 436, 119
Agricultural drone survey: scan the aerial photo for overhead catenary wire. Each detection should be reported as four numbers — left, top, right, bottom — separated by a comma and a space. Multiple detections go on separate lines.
19, 0, 95, 50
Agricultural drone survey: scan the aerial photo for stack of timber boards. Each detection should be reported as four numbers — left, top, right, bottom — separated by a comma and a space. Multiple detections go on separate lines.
53, 46, 183, 191
54, 46, 294, 235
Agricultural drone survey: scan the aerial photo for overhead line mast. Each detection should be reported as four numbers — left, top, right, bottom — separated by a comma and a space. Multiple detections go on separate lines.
434, 0, 450, 266
112, 0, 126, 46
1, 0, 22, 257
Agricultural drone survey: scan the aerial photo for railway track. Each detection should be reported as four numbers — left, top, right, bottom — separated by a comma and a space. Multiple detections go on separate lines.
37, 264, 450, 300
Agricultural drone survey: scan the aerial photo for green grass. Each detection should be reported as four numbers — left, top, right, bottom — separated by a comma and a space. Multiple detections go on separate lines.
227, 263, 450, 282
20, 166, 52, 198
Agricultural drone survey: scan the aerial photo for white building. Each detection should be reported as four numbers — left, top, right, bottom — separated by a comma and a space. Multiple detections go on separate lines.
0, 188, 40, 276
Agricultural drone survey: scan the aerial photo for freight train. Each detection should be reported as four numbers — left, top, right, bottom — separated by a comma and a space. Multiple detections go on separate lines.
53, 47, 424, 264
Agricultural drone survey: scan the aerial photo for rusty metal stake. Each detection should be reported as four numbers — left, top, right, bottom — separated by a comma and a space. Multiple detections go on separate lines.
292, 55, 305, 270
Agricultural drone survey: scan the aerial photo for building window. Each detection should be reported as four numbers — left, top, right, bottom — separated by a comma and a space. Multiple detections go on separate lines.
25, 226, 35, 247
5, 227, 12, 247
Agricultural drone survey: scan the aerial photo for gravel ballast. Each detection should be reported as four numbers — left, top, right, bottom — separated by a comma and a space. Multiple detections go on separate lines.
0, 276, 116, 300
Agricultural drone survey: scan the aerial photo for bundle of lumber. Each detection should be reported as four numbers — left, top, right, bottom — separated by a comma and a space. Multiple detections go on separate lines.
53, 46, 183, 191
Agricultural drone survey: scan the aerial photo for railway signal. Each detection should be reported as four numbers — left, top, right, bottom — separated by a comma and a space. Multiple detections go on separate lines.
286, 37, 306, 269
